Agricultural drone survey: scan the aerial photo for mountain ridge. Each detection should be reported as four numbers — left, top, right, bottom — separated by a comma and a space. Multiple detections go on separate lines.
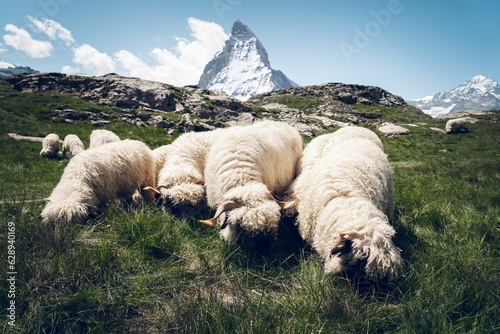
407, 75, 500, 117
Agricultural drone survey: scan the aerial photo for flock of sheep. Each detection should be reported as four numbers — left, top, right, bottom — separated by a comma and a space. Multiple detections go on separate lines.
39, 122, 403, 281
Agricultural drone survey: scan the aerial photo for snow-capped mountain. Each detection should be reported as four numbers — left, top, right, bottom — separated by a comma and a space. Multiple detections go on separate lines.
407, 75, 500, 117
198, 20, 298, 101
0, 61, 38, 79
0, 60, 15, 69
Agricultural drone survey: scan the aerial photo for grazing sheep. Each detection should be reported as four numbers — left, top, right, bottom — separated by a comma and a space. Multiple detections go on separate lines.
62, 134, 85, 158
89, 129, 120, 148
445, 118, 469, 134
41, 139, 156, 225
299, 126, 382, 174
148, 128, 227, 206
40, 133, 61, 158
288, 130, 402, 280
200, 121, 303, 243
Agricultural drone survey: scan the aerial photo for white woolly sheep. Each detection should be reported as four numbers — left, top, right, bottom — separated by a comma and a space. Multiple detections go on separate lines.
288, 130, 402, 280
89, 129, 121, 148
62, 134, 85, 158
147, 128, 227, 206
40, 133, 61, 158
445, 118, 469, 134
299, 126, 383, 174
41, 139, 156, 225
200, 120, 303, 243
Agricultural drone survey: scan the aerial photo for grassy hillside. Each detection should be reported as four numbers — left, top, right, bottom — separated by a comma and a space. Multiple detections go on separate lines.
0, 83, 499, 333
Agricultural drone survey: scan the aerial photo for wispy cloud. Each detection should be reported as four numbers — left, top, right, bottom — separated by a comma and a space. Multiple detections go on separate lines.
3, 24, 53, 58
114, 17, 228, 85
72, 44, 115, 75
28, 16, 74, 46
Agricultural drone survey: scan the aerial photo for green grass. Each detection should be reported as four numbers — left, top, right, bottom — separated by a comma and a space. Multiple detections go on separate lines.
0, 84, 499, 333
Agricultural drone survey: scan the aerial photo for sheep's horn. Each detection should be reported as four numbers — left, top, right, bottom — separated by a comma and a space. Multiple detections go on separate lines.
199, 200, 237, 227
143, 186, 161, 195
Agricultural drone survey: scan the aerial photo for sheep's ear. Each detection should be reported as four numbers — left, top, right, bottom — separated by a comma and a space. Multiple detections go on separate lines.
199, 200, 237, 227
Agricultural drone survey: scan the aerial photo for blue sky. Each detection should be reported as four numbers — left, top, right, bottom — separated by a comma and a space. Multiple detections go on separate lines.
1, 0, 499, 99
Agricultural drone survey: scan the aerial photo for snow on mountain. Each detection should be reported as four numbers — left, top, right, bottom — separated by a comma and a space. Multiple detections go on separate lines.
0, 60, 15, 69
407, 75, 500, 117
0, 62, 39, 79
198, 20, 298, 101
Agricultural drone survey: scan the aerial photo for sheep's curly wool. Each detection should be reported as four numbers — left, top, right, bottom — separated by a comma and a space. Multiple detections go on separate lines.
62, 134, 85, 158
41, 139, 156, 225
40, 133, 61, 158
152, 144, 171, 176
204, 120, 303, 242
89, 129, 120, 148
155, 128, 227, 206
298, 126, 382, 174
290, 128, 402, 280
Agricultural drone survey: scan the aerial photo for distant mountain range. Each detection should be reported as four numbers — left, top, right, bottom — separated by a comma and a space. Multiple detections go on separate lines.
198, 20, 297, 101
407, 75, 500, 117
0, 61, 38, 79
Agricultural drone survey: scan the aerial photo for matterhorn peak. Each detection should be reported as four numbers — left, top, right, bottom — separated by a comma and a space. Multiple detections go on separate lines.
231, 19, 256, 38
198, 20, 297, 100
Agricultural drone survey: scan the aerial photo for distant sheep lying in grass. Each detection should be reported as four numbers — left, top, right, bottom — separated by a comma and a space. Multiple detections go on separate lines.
200, 120, 303, 243
89, 129, 120, 148
445, 118, 469, 134
62, 134, 85, 158
287, 127, 402, 280
41, 139, 156, 225
147, 128, 227, 206
40, 133, 61, 158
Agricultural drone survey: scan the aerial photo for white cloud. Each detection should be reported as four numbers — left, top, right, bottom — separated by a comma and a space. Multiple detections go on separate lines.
73, 44, 116, 75
3, 24, 52, 58
114, 17, 228, 86
28, 16, 74, 46
61, 65, 80, 74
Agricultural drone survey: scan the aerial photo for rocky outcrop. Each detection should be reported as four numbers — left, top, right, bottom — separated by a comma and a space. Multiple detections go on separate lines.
7, 73, 429, 136
8, 73, 255, 132
248, 82, 429, 135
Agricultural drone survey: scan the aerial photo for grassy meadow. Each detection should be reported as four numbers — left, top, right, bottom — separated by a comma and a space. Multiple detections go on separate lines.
0, 82, 499, 333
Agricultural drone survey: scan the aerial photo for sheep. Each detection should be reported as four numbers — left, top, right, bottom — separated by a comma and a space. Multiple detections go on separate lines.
41, 139, 156, 225
200, 120, 303, 243
287, 130, 402, 280
89, 129, 120, 148
40, 133, 61, 158
62, 134, 85, 158
299, 126, 383, 174
445, 118, 469, 134
147, 128, 227, 206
